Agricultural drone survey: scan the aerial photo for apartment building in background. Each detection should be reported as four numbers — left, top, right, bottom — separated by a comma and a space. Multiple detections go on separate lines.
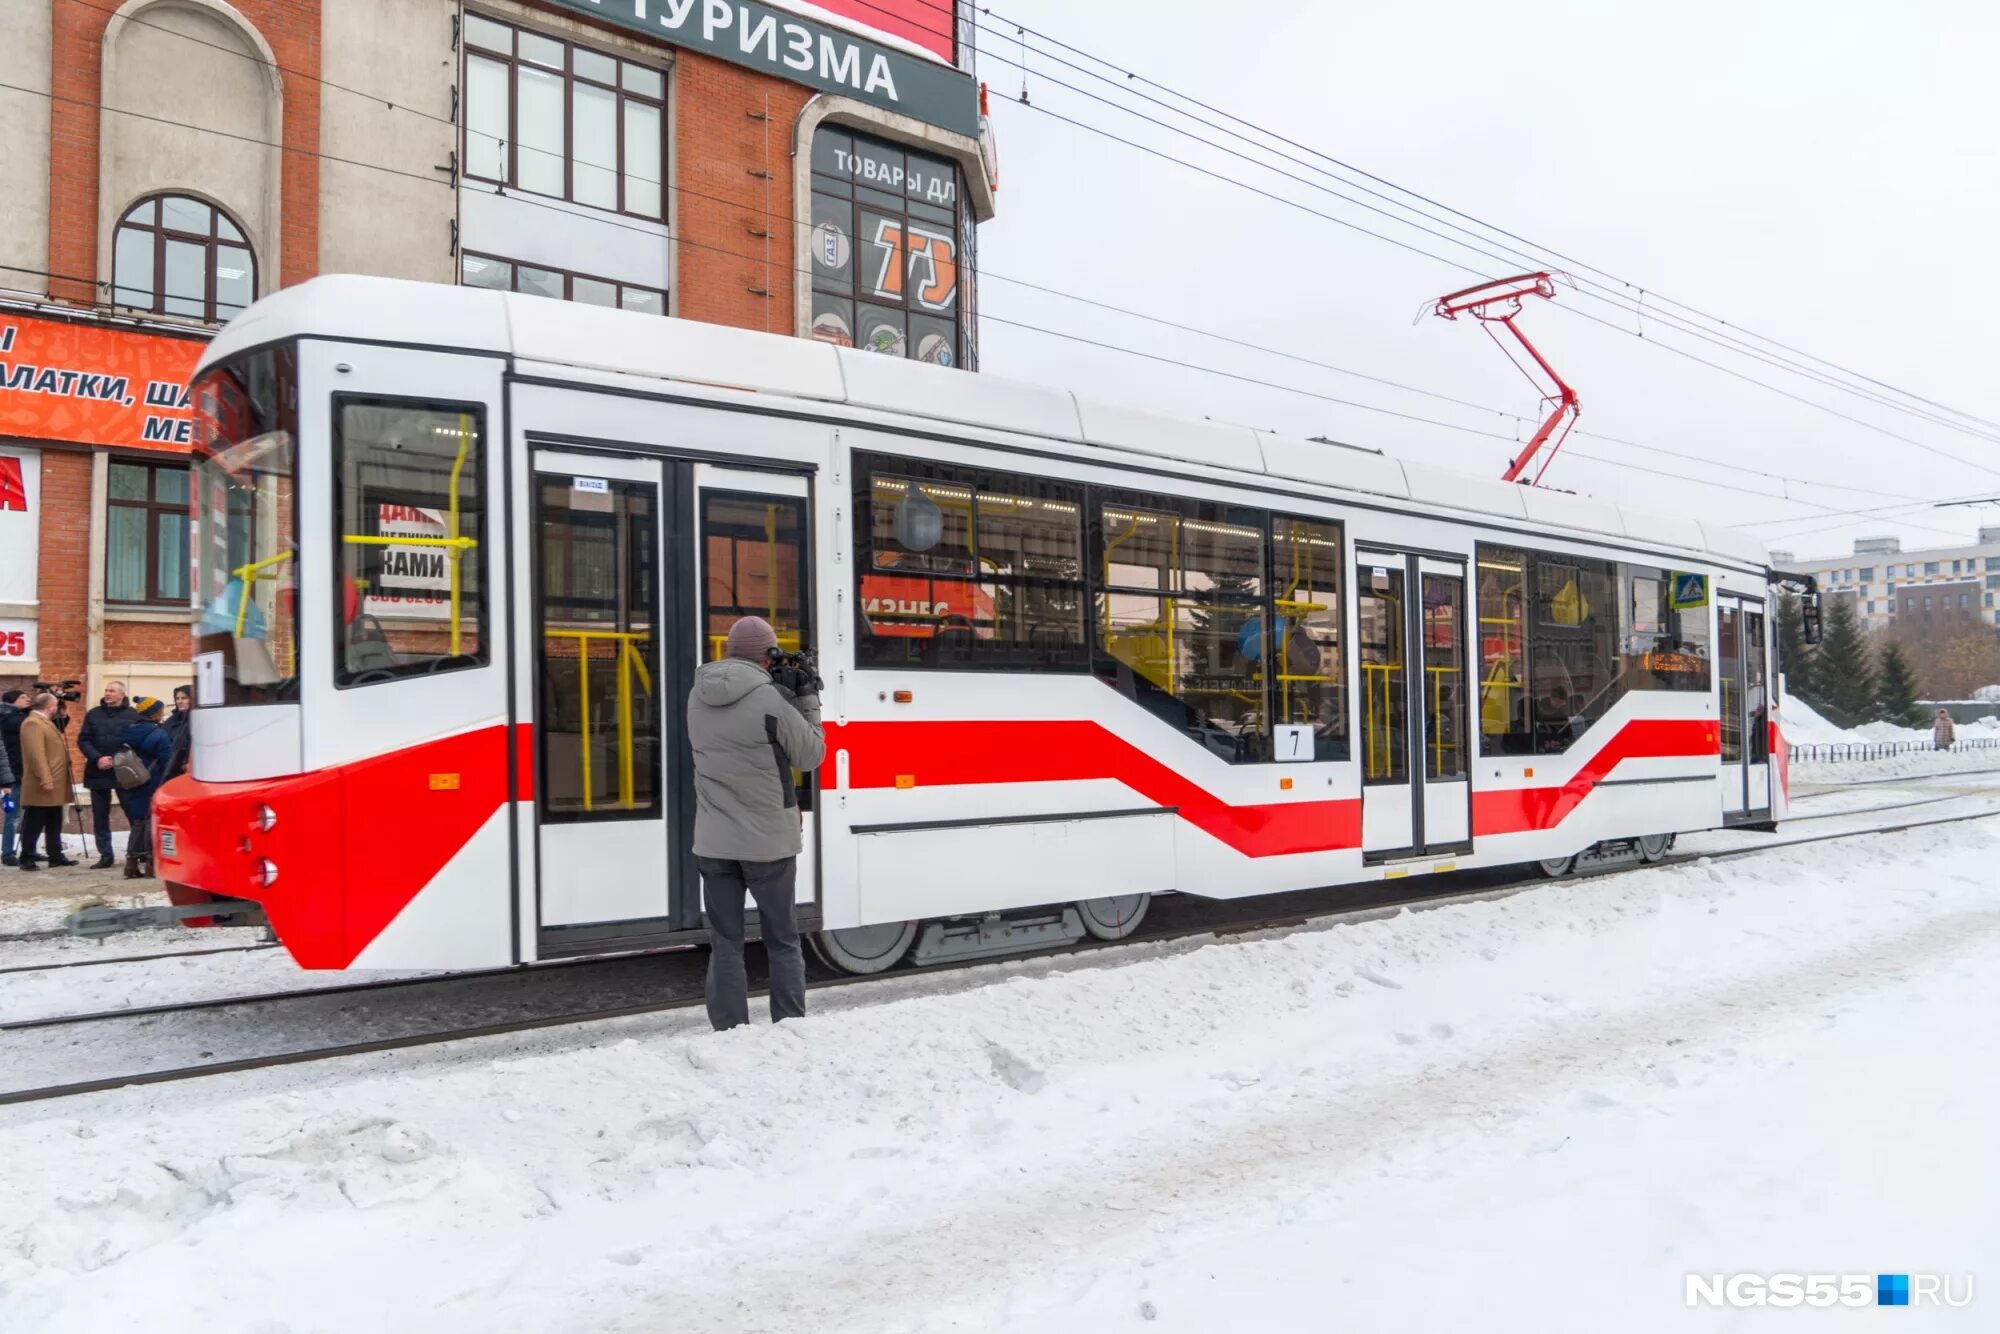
0, 0, 996, 714
1773, 527, 2000, 635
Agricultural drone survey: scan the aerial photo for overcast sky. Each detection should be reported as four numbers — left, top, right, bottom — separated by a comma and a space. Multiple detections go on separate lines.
969, 0, 2000, 561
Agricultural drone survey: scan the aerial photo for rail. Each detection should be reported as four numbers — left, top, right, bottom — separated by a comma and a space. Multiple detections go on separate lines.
1788, 738, 2000, 763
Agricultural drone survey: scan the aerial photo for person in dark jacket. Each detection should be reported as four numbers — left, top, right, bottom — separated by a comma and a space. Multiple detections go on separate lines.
162, 684, 194, 780
77, 680, 138, 869
0, 689, 26, 865
686, 616, 826, 1031
116, 697, 175, 879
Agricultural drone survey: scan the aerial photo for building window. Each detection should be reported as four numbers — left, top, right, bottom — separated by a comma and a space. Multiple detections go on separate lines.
808, 130, 963, 366
1859, 566, 1875, 581
1952, 560, 1962, 575
1987, 556, 2000, 572
1866, 600, 1876, 613
1926, 562, 1940, 575
1961, 593, 1971, 610
111, 195, 255, 322
106, 459, 192, 605
462, 12, 666, 219
459, 252, 665, 314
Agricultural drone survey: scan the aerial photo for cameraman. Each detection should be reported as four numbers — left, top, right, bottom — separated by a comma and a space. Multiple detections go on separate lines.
685, 616, 826, 1032
77, 679, 138, 869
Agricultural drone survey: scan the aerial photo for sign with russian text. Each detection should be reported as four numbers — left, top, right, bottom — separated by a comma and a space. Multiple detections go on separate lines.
539, 0, 978, 137
0, 315, 205, 454
362, 504, 453, 621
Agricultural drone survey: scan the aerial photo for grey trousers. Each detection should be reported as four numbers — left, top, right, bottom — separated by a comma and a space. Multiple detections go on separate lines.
698, 855, 807, 1031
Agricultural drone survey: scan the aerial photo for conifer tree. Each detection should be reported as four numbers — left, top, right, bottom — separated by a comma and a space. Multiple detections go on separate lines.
1814, 596, 1876, 723
1873, 640, 1925, 727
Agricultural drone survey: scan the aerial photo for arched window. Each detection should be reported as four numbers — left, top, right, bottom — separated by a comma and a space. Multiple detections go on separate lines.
111, 194, 256, 322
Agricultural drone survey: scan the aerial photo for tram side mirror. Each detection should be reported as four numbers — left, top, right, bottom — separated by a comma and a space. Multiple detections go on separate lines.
1801, 590, 1823, 645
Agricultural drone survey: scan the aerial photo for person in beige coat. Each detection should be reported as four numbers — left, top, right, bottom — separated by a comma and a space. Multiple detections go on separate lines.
1933, 708, 1957, 751
18, 692, 77, 870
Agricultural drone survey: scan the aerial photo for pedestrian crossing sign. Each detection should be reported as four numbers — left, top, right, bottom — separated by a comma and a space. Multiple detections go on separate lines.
1669, 571, 1708, 610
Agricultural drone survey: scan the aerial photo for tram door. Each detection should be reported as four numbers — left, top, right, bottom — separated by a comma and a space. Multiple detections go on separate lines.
687, 468, 816, 928
531, 452, 674, 932
1717, 595, 1772, 821
1357, 550, 1472, 861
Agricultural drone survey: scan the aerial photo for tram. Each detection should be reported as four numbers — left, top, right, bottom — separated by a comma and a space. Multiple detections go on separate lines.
154, 276, 1806, 973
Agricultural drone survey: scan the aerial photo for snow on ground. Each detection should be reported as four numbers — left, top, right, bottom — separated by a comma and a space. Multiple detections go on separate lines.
1782, 694, 2000, 747
3, 818, 1996, 1332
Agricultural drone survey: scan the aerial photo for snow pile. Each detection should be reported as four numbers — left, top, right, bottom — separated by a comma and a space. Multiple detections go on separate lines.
1775, 694, 1851, 743
4, 819, 1999, 1331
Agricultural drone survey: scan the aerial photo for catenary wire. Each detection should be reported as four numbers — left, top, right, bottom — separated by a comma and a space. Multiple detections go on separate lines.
0, 83, 1981, 533
73, 0, 1995, 446
33, 6, 2000, 465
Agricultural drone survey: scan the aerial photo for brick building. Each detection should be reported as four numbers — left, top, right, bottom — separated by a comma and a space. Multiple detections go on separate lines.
0, 0, 994, 722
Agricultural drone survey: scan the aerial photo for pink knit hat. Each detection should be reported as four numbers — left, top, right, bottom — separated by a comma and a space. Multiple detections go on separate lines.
724, 616, 779, 661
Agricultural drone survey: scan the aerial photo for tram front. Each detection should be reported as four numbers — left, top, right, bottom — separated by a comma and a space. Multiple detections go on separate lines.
153, 319, 515, 970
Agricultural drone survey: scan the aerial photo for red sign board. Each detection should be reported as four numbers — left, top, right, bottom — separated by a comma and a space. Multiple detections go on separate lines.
0, 313, 205, 453
810, 0, 954, 62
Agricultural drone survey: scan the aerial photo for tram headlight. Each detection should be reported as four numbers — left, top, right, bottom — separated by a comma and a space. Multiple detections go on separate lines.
257, 859, 279, 888
254, 804, 277, 833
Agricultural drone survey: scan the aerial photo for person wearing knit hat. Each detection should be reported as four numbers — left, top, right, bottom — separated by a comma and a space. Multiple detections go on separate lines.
724, 615, 780, 662
114, 696, 176, 879
686, 615, 827, 1030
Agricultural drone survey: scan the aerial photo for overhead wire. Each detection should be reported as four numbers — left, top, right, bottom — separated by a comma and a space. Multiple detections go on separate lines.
0, 73, 1980, 535
43, 0, 2000, 473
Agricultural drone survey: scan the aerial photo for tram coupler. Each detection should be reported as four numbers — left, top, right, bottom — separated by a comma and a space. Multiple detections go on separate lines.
64, 898, 266, 940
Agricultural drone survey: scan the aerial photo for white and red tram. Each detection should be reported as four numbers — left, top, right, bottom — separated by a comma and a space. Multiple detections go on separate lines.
155, 275, 1800, 973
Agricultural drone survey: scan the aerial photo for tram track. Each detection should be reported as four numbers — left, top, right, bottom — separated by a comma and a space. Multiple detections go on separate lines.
5, 799, 1997, 1109
11, 786, 1988, 1034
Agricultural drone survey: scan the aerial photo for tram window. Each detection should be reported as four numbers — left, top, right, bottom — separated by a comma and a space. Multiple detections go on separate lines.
1356, 563, 1408, 786
1096, 495, 1268, 763
537, 476, 660, 820
1618, 566, 1711, 692
1528, 555, 1616, 754
701, 493, 807, 662
1270, 516, 1348, 760
854, 453, 1086, 669
1475, 546, 1530, 754
333, 399, 487, 686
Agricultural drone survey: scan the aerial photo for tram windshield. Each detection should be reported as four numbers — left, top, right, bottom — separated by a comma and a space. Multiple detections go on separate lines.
191, 345, 299, 705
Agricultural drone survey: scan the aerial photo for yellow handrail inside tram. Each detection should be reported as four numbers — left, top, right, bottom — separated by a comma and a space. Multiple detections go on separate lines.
542, 628, 653, 812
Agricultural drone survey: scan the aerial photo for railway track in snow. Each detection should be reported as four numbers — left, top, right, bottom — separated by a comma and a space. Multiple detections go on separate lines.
4, 794, 1998, 1109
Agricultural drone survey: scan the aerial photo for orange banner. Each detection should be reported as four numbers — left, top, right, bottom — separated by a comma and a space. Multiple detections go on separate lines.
0, 312, 207, 453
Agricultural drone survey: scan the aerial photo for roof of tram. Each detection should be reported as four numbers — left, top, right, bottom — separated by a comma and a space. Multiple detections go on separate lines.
201, 275, 1770, 570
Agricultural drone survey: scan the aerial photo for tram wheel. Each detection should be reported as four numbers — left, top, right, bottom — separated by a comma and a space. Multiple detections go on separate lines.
809, 920, 917, 975
1637, 833, 1673, 863
1536, 855, 1576, 878
1076, 893, 1151, 941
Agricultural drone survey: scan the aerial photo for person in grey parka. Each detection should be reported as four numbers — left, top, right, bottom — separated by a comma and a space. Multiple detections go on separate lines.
686, 615, 827, 1030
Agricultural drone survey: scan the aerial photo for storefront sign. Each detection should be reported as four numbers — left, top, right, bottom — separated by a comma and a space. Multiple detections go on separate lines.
810, 0, 953, 62
540, 0, 979, 137
0, 315, 205, 454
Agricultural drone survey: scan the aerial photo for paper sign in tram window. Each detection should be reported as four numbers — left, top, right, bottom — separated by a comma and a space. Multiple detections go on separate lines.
573, 477, 610, 493
1275, 724, 1313, 762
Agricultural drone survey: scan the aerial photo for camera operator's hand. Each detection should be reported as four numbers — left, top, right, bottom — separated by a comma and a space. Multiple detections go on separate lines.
768, 662, 810, 698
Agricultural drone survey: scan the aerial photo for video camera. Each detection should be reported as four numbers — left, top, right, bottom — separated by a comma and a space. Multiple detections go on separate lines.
764, 646, 823, 697
33, 680, 82, 704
